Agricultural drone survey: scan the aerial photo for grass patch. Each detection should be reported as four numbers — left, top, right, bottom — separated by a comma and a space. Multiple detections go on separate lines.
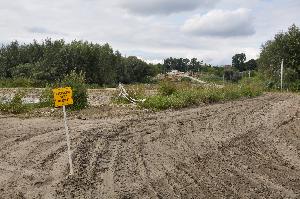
38, 86, 54, 108
198, 73, 224, 84
140, 79, 264, 111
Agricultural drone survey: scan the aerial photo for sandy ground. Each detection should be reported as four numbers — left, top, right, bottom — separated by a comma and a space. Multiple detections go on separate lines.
0, 93, 300, 198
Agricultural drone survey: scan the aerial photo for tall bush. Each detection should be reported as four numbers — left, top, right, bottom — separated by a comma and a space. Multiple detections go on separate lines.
61, 70, 88, 110
0, 90, 30, 114
159, 80, 177, 96
39, 85, 54, 107
258, 24, 300, 90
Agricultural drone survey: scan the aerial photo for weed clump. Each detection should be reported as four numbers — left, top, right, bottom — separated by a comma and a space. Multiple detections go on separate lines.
141, 79, 264, 111
159, 80, 177, 96
61, 70, 88, 110
38, 85, 54, 108
0, 90, 31, 114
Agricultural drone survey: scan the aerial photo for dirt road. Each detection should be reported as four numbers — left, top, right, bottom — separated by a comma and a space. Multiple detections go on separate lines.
0, 93, 299, 198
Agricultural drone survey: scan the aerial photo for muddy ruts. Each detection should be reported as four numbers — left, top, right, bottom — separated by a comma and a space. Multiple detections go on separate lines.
0, 93, 299, 198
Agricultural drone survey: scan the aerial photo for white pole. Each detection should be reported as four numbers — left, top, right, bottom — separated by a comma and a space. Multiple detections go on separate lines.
63, 105, 74, 175
223, 74, 225, 84
281, 59, 284, 91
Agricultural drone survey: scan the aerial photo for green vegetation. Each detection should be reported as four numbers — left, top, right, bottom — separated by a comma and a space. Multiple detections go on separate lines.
0, 90, 32, 114
0, 88, 54, 114
159, 80, 177, 96
60, 70, 88, 110
232, 53, 258, 72
0, 70, 88, 113
113, 84, 147, 104
197, 67, 225, 84
140, 79, 263, 111
36, 70, 88, 111
162, 57, 205, 73
0, 78, 35, 88
258, 24, 300, 91
1, 24, 299, 114
232, 53, 247, 72
0, 39, 159, 87
199, 74, 223, 84
38, 86, 54, 108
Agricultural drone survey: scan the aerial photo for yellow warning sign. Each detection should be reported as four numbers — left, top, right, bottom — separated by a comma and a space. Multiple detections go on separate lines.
53, 87, 74, 107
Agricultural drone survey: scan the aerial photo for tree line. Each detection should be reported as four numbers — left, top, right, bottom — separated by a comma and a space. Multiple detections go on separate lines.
0, 39, 159, 86
1, 24, 298, 90
232, 53, 257, 72
162, 57, 206, 73
231, 24, 300, 90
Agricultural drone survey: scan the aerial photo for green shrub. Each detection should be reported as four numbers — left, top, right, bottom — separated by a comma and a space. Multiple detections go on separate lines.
181, 77, 192, 82
159, 80, 177, 96
61, 70, 88, 110
179, 90, 199, 105
124, 84, 146, 99
208, 90, 224, 103
142, 95, 171, 110
224, 70, 243, 82
266, 81, 276, 90
140, 79, 265, 111
199, 74, 223, 84
0, 78, 35, 88
222, 85, 241, 100
289, 80, 300, 91
0, 90, 31, 114
87, 84, 103, 89
38, 85, 54, 108
239, 78, 264, 97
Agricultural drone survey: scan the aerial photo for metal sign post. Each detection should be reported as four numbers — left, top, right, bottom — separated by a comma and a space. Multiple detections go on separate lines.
53, 87, 74, 175
63, 105, 74, 175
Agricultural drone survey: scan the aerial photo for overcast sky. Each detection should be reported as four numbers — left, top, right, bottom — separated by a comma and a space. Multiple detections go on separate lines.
1, 0, 299, 65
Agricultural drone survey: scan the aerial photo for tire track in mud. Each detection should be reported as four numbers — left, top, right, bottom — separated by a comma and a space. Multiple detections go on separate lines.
0, 118, 114, 198
55, 93, 300, 198
1, 93, 300, 198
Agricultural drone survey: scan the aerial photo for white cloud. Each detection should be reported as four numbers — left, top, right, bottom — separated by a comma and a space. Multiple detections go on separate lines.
181, 8, 255, 37
0, 0, 299, 65
121, 0, 219, 15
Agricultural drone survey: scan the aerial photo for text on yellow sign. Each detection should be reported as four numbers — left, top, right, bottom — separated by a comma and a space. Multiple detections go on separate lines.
52, 87, 74, 107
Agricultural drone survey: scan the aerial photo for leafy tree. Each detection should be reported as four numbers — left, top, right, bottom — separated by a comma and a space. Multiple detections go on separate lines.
123, 56, 153, 83
258, 24, 300, 90
232, 53, 246, 72
190, 58, 203, 72
163, 57, 204, 72
245, 59, 258, 71
0, 39, 159, 86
